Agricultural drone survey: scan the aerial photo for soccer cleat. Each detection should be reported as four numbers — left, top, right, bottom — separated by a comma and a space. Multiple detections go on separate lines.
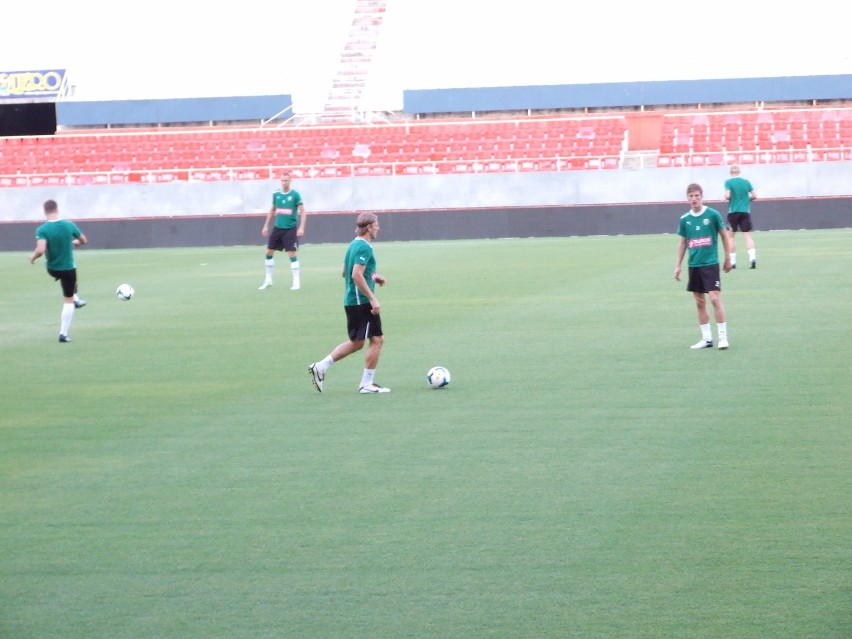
74, 299, 87, 309
290, 283, 300, 290
359, 384, 390, 394
750, 260, 757, 269
690, 339, 713, 349
308, 363, 324, 393
258, 281, 273, 290
718, 338, 729, 350
59, 334, 71, 343
730, 263, 736, 269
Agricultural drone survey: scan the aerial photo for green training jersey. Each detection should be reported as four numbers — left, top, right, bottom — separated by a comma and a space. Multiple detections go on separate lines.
35, 219, 82, 271
724, 176, 753, 213
343, 237, 376, 306
271, 189, 303, 229
677, 206, 725, 268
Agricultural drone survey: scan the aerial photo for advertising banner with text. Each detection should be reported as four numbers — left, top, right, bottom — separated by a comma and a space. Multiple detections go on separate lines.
0, 69, 68, 100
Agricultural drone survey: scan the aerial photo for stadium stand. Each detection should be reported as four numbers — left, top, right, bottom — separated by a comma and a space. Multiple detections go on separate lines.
0, 114, 632, 185
655, 106, 852, 168
2, 105, 851, 186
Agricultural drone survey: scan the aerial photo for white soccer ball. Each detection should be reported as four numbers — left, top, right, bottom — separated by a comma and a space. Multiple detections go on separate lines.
426, 366, 451, 389
116, 283, 134, 300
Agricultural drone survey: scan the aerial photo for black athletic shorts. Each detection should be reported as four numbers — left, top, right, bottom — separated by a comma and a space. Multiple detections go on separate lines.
345, 303, 383, 341
727, 212, 753, 232
267, 226, 299, 252
48, 268, 77, 298
686, 264, 721, 294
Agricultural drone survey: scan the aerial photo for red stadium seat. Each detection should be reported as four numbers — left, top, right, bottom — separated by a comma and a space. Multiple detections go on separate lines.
7, 107, 851, 182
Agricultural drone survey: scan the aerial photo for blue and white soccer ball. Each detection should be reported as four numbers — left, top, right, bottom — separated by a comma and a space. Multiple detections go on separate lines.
426, 366, 451, 389
116, 283, 134, 300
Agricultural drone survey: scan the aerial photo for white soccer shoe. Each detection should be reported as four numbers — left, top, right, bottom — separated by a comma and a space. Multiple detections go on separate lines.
359, 384, 390, 394
258, 280, 273, 290
690, 339, 713, 349
718, 338, 729, 350
308, 363, 324, 393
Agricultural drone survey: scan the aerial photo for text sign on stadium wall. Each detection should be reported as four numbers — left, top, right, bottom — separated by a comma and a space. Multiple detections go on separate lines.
0, 69, 68, 99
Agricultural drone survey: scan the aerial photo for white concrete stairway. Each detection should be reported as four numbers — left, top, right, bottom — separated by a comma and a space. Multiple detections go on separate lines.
322, 0, 387, 120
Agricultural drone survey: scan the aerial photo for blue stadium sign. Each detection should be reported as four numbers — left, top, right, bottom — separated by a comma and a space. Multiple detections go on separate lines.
0, 69, 68, 100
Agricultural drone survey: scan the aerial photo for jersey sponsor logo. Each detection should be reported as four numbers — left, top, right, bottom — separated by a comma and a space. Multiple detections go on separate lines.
688, 236, 713, 248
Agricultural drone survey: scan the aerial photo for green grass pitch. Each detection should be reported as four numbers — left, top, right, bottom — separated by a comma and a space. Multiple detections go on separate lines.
1, 229, 850, 638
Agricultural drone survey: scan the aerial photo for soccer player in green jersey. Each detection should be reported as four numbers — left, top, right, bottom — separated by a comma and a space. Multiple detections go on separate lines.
309, 212, 390, 394
29, 199, 88, 343
259, 171, 306, 290
724, 164, 757, 268
674, 183, 734, 350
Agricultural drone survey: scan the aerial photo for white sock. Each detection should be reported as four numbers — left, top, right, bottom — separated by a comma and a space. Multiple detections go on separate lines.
318, 355, 335, 374
717, 322, 728, 341
60, 303, 75, 336
264, 257, 274, 281
360, 368, 376, 388
290, 259, 300, 287
730, 252, 737, 266
748, 248, 756, 262
700, 323, 712, 342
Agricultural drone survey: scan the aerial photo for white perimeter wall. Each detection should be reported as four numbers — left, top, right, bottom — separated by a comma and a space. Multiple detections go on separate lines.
2, 162, 851, 223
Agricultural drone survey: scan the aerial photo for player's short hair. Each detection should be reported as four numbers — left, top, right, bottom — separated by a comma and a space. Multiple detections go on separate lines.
43, 199, 58, 213
686, 183, 703, 196
729, 165, 741, 175
355, 212, 378, 235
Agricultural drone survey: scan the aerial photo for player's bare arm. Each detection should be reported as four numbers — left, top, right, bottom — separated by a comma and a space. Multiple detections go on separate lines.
29, 238, 47, 264
296, 204, 306, 237
674, 237, 686, 281
261, 206, 275, 236
720, 229, 734, 272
